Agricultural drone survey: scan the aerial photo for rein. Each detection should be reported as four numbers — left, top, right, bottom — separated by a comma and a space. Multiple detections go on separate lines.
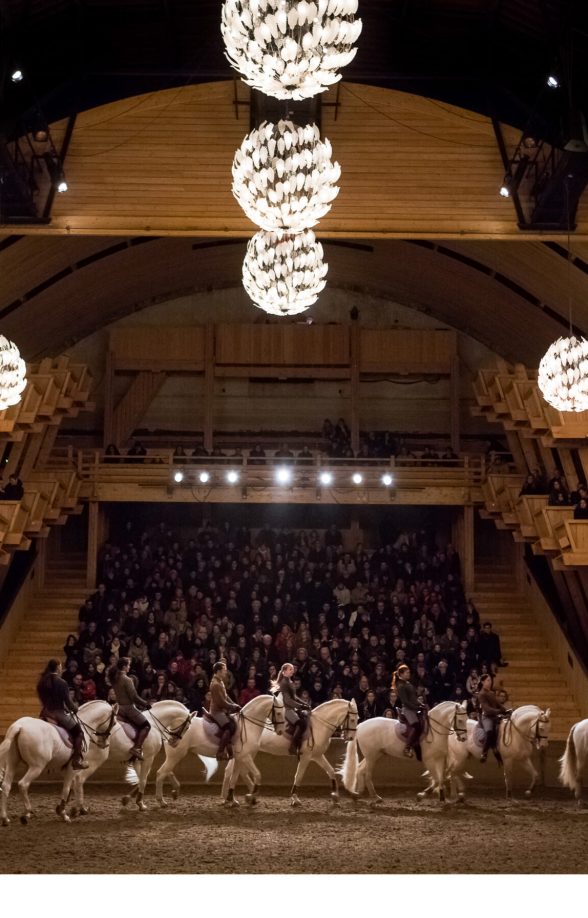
424, 707, 466, 743
76, 706, 117, 748
149, 709, 192, 744
501, 712, 548, 749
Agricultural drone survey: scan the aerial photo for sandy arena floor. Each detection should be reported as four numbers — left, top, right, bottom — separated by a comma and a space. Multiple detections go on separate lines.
0, 784, 587, 873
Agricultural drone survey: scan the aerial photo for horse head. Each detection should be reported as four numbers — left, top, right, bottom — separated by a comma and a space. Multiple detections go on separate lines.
535, 708, 551, 750
271, 693, 285, 736
343, 699, 359, 741
453, 702, 468, 742
79, 700, 118, 749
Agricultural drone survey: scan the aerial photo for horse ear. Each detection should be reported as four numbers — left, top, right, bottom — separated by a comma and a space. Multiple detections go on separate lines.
113, 703, 119, 715
545, 707, 551, 718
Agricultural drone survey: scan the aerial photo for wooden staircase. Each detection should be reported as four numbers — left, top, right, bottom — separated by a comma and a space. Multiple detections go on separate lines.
471, 562, 583, 740
0, 553, 86, 737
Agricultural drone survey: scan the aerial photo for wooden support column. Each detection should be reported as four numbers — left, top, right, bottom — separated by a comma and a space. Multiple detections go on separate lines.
505, 431, 530, 473
450, 355, 460, 453
103, 349, 114, 447
348, 511, 362, 551
463, 504, 475, 595
203, 324, 215, 452
350, 322, 360, 454
87, 501, 100, 589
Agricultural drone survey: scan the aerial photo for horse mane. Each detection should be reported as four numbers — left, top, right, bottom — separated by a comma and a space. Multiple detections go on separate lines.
512, 704, 545, 722
430, 700, 466, 716
242, 693, 274, 714
311, 698, 352, 715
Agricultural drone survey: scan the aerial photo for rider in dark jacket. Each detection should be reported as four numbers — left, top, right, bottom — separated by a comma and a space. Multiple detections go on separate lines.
37, 659, 88, 770
477, 673, 507, 762
209, 660, 241, 759
272, 662, 310, 755
393, 663, 423, 761
108, 657, 152, 759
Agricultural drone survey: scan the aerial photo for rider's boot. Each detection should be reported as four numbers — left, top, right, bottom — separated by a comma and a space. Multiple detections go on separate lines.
130, 724, 151, 760
71, 732, 89, 771
217, 726, 231, 761
288, 722, 303, 756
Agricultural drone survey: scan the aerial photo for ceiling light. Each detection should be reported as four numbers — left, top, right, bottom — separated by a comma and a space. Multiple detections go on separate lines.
173, 470, 184, 483
0, 336, 27, 410
11, 69, 23, 83
275, 466, 293, 485
57, 179, 68, 193
319, 470, 333, 486
499, 180, 510, 198
381, 473, 393, 487
199, 471, 211, 484
538, 336, 588, 411
227, 470, 240, 484
352, 472, 363, 485
232, 120, 340, 233
547, 74, 560, 89
221, 0, 362, 101
243, 229, 327, 316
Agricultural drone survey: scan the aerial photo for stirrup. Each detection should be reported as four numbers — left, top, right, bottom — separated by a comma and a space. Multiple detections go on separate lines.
479, 752, 487, 763
72, 759, 89, 771
403, 746, 414, 758
130, 746, 144, 760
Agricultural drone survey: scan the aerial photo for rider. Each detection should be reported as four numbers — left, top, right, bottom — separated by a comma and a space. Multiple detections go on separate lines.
393, 663, 423, 760
108, 657, 152, 759
209, 660, 241, 760
36, 659, 88, 770
477, 673, 507, 763
271, 662, 310, 755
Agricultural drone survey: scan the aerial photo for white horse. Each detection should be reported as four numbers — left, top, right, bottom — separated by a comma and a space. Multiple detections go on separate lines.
424, 705, 551, 802
559, 717, 588, 807
0, 700, 117, 826
220, 698, 359, 807
72, 699, 196, 815
340, 701, 468, 804
154, 693, 285, 807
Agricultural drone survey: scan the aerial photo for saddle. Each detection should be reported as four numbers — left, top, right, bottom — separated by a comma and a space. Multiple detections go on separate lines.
40, 713, 73, 749
201, 709, 223, 739
115, 713, 140, 743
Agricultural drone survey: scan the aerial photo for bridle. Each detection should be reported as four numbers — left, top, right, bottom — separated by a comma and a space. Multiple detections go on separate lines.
149, 710, 192, 745
76, 705, 117, 749
311, 700, 358, 740
502, 711, 550, 750
239, 695, 285, 742
425, 705, 468, 742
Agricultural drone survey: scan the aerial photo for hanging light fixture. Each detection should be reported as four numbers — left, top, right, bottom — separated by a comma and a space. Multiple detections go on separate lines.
232, 120, 340, 232
221, 0, 362, 101
243, 229, 327, 315
0, 335, 27, 410
538, 179, 588, 412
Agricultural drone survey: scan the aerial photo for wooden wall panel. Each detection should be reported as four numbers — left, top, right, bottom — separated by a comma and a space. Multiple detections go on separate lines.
360, 329, 456, 373
110, 326, 205, 367
215, 324, 349, 366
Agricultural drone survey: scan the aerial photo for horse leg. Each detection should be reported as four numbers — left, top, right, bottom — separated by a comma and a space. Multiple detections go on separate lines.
503, 761, 514, 803
316, 754, 341, 804
363, 756, 383, 805
521, 757, 538, 798
290, 753, 311, 807
17, 764, 44, 824
155, 746, 182, 807
1, 766, 14, 827
242, 757, 261, 806
136, 756, 153, 811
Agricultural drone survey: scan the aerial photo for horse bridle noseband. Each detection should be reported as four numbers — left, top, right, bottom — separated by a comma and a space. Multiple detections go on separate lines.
76, 706, 117, 749
312, 701, 358, 739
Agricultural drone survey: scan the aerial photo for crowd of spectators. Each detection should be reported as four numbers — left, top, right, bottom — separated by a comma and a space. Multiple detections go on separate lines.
60, 519, 507, 721
520, 468, 588, 519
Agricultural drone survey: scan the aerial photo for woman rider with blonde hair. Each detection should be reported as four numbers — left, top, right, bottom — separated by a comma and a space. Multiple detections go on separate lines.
392, 663, 423, 760
271, 662, 310, 755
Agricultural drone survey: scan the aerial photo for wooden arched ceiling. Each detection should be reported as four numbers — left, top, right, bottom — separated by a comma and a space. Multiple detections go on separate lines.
0, 233, 584, 366
9, 81, 538, 239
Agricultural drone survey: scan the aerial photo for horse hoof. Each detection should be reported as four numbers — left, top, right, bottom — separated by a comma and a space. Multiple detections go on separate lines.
138, 802, 147, 812
62, 814, 71, 824
55, 804, 65, 816
457, 795, 466, 805
524, 790, 532, 798
1, 818, 9, 827
290, 797, 301, 808
70, 808, 79, 819
79, 806, 89, 817
159, 798, 168, 809
20, 814, 29, 825
171, 789, 178, 801
245, 794, 257, 805
416, 792, 425, 801
121, 796, 130, 807
331, 796, 340, 806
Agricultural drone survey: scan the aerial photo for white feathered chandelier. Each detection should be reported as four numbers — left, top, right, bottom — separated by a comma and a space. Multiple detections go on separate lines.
221, 0, 363, 101
538, 182, 588, 413
243, 229, 328, 315
232, 119, 340, 232
0, 335, 27, 411
538, 336, 588, 412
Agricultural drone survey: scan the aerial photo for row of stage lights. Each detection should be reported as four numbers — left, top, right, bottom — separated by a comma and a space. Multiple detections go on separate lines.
9, 67, 68, 193
172, 468, 394, 488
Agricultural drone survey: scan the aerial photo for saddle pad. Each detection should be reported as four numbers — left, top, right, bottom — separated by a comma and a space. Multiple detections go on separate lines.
473, 725, 486, 748
49, 723, 73, 748
115, 717, 137, 742
200, 716, 221, 742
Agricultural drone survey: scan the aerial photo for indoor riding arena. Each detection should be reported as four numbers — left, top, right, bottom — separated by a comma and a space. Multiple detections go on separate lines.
1, 0, 588, 882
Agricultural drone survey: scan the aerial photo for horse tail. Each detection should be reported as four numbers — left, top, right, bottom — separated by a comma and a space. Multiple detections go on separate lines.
124, 762, 140, 787
339, 735, 359, 794
198, 755, 219, 783
0, 724, 22, 786
559, 725, 577, 791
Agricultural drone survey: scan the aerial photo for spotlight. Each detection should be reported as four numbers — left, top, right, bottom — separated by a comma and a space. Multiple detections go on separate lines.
199, 471, 210, 484
319, 471, 333, 486
173, 470, 184, 483
33, 127, 49, 143
352, 472, 363, 485
547, 74, 560, 89
57, 179, 68, 193
381, 473, 393, 487
275, 467, 292, 486
226, 470, 239, 484
11, 69, 23, 83
499, 180, 510, 198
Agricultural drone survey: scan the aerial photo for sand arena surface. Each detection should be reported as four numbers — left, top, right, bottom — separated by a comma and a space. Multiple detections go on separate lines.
0, 785, 587, 873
